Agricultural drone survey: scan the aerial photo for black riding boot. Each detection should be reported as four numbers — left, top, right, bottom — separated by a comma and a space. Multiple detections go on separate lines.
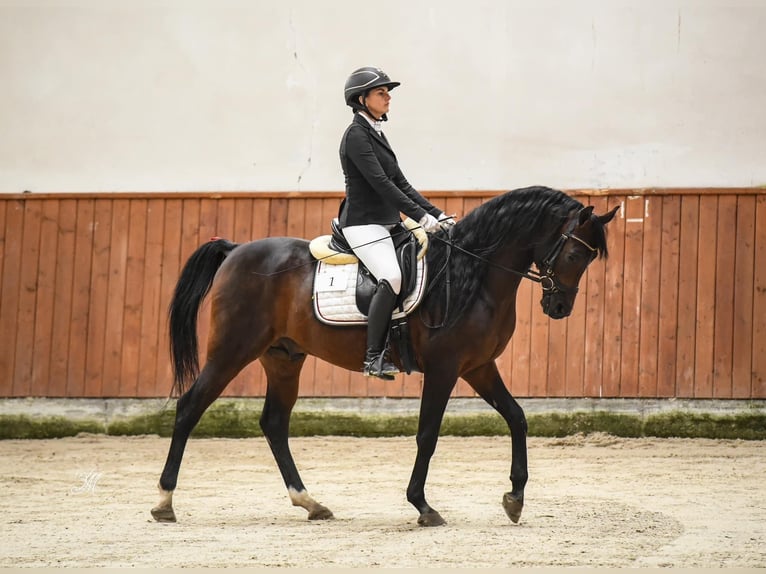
364, 280, 400, 380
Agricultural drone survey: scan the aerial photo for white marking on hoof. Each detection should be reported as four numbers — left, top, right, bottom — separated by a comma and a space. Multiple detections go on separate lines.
288, 486, 315, 510
156, 485, 173, 508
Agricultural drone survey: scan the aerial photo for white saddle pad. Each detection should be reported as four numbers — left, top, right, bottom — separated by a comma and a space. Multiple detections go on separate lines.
313, 258, 428, 325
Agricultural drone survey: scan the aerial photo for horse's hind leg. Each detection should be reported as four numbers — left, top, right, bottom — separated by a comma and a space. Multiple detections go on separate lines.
463, 361, 528, 523
259, 346, 333, 521
151, 360, 243, 522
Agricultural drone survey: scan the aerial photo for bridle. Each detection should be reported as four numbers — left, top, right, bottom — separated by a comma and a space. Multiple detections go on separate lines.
429, 217, 598, 296
420, 216, 599, 328
530, 218, 598, 296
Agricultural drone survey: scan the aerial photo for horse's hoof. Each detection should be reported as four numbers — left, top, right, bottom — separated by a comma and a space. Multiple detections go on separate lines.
151, 506, 177, 523
308, 505, 334, 520
417, 509, 446, 527
502, 492, 523, 524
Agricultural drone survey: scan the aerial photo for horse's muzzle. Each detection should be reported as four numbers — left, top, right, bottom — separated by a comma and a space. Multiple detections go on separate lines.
541, 293, 572, 319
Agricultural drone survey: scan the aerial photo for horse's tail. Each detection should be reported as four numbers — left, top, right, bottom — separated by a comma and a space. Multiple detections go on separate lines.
169, 237, 239, 396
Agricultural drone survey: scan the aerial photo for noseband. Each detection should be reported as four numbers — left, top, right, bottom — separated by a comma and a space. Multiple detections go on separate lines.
532, 220, 598, 296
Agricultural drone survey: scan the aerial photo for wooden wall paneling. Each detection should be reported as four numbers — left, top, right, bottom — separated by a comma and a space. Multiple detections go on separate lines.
101, 199, 130, 397
563, 265, 588, 397
582, 196, 608, 397
12, 200, 42, 396
197, 198, 219, 244
675, 195, 700, 397
84, 200, 113, 397
712, 195, 738, 397
252, 198, 271, 240
137, 199, 166, 397
546, 301, 568, 397
119, 200, 148, 397
31, 200, 59, 395
694, 195, 718, 397
286, 198, 304, 240
0, 201, 20, 395
638, 197, 661, 397
752, 195, 766, 398
154, 199, 183, 397
656, 195, 681, 397
601, 195, 626, 397
510, 268, 534, 397
619, 196, 645, 396
48, 200, 76, 396
0, 200, 20, 396
732, 195, 755, 398
528, 292, 550, 397
66, 199, 95, 397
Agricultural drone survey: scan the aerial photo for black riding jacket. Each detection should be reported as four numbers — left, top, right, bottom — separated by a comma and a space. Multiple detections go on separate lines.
338, 113, 441, 227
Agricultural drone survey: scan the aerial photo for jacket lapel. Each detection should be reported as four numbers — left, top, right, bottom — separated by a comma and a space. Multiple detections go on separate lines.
353, 113, 395, 154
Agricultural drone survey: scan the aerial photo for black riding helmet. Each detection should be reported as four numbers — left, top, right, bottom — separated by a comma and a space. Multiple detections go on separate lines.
344, 66, 400, 120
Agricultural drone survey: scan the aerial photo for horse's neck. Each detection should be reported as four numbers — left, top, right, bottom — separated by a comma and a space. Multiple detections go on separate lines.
483, 242, 533, 310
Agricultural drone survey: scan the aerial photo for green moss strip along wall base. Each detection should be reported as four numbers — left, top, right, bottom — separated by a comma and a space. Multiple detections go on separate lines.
1, 403, 765, 440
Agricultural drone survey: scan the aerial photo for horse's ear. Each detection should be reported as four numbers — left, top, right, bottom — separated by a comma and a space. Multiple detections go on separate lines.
598, 205, 620, 225
578, 205, 594, 226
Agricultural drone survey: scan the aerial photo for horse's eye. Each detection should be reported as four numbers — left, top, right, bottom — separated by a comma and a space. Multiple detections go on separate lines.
566, 252, 580, 263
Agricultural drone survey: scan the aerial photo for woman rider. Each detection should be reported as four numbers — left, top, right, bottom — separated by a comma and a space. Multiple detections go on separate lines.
338, 66, 455, 380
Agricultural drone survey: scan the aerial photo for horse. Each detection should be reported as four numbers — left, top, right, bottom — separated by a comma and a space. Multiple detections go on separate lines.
151, 185, 619, 527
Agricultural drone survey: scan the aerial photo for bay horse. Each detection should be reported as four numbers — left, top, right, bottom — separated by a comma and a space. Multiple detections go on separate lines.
151, 185, 619, 527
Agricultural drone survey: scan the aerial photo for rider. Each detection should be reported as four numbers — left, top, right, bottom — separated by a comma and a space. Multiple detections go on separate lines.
339, 66, 455, 380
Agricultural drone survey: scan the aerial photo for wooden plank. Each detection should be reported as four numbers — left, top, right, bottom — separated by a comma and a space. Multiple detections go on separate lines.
154, 199, 183, 396
252, 198, 272, 240
582, 197, 608, 398
619, 196, 644, 397
0, 201, 23, 396
546, 306, 568, 397
197, 198, 219, 243
137, 199, 165, 397
712, 195, 737, 398
694, 196, 718, 397
675, 195, 699, 398
638, 197, 661, 397
657, 195, 681, 397
13, 200, 42, 396
528, 293, 550, 397
732, 196, 755, 399
752, 195, 766, 398
119, 200, 147, 397
510, 277, 533, 397
48, 200, 77, 396
601, 195, 626, 397
563, 262, 587, 398
31, 200, 60, 395
67, 200, 95, 397
101, 199, 130, 397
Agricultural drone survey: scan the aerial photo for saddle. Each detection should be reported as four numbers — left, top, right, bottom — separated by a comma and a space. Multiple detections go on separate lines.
309, 218, 429, 374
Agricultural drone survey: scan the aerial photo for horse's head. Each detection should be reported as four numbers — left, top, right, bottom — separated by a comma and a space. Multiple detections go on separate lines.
537, 204, 619, 319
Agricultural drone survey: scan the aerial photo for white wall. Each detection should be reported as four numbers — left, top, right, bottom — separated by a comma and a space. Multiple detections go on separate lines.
1, 0, 764, 193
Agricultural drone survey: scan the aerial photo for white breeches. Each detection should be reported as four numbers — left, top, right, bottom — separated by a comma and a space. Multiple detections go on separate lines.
342, 224, 402, 295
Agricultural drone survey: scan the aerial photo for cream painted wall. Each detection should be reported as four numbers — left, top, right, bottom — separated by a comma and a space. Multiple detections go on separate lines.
1, 0, 764, 193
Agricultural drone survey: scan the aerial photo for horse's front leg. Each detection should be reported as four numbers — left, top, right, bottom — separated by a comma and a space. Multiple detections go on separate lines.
406, 368, 457, 527
463, 361, 528, 523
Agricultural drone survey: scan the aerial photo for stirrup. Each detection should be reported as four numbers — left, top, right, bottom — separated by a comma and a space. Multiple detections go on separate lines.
363, 353, 399, 380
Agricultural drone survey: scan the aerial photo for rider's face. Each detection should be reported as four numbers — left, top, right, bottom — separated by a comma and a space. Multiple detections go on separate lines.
360, 86, 391, 120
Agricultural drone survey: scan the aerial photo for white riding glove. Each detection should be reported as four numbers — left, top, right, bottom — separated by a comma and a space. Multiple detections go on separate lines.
418, 212, 441, 233
437, 212, 456, 230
